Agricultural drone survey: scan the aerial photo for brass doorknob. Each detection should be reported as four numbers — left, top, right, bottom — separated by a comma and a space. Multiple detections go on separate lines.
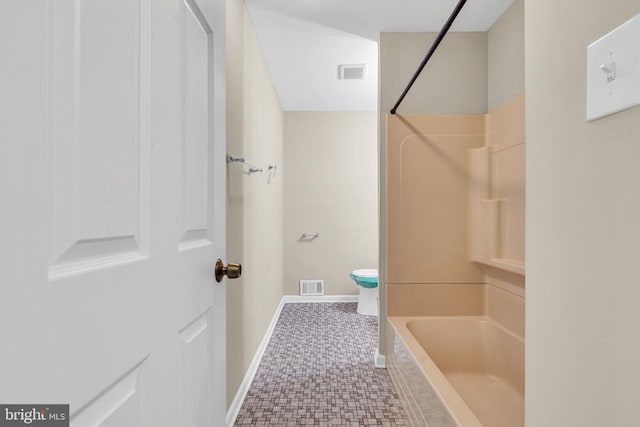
215, 259, 242, 283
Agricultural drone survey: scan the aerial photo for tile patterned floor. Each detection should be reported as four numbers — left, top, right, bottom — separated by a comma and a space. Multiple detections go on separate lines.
234, 303, 407, 426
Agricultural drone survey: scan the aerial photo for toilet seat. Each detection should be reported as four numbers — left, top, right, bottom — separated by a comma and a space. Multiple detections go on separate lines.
352, 269, 377, 278
350, 269, 378, 289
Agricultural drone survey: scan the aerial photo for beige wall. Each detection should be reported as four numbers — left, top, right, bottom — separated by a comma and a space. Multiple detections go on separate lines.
225, 0, 284, 407
284, 112, 378, 295
526, 2, 640, 426
487, 0, 524, 111
379, 32, 488, 116
379, 31, 489, 356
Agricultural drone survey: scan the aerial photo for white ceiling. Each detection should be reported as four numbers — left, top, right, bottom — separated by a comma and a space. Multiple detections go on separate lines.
244, 0, 514, 111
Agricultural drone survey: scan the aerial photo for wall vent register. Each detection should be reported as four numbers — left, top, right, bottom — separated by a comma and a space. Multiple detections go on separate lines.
299, 280, 325, 296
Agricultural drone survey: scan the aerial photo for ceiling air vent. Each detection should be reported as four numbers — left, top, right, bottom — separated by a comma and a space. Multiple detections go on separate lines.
337, 64, 366, 80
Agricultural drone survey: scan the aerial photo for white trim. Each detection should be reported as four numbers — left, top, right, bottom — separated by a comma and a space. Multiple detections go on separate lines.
375, 351, 386, 368
225, 294, 360, 426
282, 294, 358, 303
226, 298, 286, 427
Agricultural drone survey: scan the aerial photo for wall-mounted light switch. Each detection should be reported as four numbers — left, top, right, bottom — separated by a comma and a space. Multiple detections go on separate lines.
587, 14, 640, 121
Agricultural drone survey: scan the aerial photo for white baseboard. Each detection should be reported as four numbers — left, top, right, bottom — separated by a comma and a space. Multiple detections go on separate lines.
282, 294, 358, 303
375, 351, 386, 368
226, 298, 286, 427
226, 294, 360, 426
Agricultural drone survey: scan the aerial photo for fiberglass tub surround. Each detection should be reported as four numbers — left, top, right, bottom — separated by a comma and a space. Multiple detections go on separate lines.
384, 94, 525, 426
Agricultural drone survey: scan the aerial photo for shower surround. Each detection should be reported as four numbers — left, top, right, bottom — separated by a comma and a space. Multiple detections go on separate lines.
384, 94, 525, 426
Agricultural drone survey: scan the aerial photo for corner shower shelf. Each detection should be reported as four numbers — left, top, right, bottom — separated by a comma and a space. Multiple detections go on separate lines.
469, 145, 525, 277
478, 258, 525, 276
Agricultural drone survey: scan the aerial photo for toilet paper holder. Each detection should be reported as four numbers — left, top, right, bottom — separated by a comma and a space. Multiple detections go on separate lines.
300, 232, 319, 240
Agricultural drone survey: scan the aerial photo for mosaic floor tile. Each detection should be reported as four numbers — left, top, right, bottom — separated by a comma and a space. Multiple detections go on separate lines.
234, 303, 407, 426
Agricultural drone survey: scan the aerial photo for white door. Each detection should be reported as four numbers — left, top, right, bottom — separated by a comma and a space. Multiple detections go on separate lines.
0, 0, 228, 425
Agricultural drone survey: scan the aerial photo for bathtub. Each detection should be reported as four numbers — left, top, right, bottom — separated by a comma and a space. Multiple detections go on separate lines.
386, 316, 524, 427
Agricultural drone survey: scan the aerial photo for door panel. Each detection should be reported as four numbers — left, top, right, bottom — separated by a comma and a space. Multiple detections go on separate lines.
0, 0, 226, 425
71, 360, 146, 426
50, 0, 150, 278
180, 312, 211, 427
175, 0, 222, 425
181, 0, 214, 249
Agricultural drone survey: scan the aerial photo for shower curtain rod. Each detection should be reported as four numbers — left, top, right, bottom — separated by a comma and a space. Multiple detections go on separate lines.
389, 0, 468, 115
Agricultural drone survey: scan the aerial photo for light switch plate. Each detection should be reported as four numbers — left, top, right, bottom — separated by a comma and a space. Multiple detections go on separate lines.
587, 14, 640, 121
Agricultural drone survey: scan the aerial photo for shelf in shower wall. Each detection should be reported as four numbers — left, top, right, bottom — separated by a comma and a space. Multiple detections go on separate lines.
478, 258, 525, 276
469, 144, 525, 277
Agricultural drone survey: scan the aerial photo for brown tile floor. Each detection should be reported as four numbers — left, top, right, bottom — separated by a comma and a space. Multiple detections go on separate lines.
234, 303, 407, 426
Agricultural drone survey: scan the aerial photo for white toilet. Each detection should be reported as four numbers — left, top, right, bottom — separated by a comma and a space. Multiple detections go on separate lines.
350, 269, 379, 316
